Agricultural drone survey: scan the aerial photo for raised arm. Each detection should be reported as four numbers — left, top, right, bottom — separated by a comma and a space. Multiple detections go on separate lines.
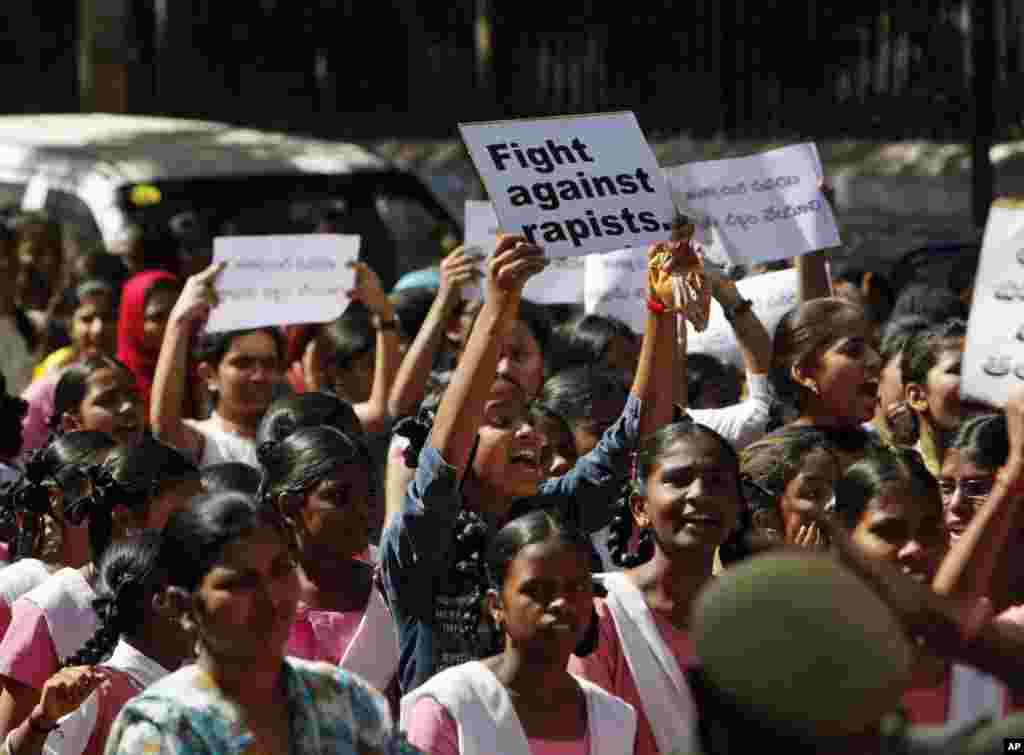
388, 247, 481, 419
429, 237, 547, 478
707, 269, 772, 376
796, 181, 836, 303
345, 262, 401, 436
150, 262, 223, 459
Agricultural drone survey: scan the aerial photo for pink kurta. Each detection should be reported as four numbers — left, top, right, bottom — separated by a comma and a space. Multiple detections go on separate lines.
568, 597, 695, 755
404, 696, 591, 755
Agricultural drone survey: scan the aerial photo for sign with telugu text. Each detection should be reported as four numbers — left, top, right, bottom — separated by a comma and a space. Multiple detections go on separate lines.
206, 234, 359, 333
459, 112, 677, 258
962, 216, 1024, 407
663, 143, 839, 266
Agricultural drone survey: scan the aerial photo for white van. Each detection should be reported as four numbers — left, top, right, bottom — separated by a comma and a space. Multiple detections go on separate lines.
0, 114, 458, 287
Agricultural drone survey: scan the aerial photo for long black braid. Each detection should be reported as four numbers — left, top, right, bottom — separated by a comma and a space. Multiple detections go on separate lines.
606, 450, 654, 569
63, 532, 164, 667
0, 451, 55, 561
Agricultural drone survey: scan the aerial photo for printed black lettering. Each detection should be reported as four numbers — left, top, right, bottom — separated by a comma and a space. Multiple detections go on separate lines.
508, 185, 532, 207
546, 139, 575, 166
616, 174, 639, 194
621, 207, 641, 233
635, 168, 657, 194
592, 175, 617, 197
565, 218, 590, 247
571, 138, 595, 162
521, 224, 539, 243
526, 146, 555, 173
576, 172, 595, 199
487, 143, 512, 171
601, 214, 625, 235
585, 209, 603, 237
533, 182, 559, 210
557, 180, 584, 202
540, 221, 567, 244
637, 211, 662, 232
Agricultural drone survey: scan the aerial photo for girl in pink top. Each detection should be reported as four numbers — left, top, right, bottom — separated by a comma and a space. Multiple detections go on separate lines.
0, 438, 203, 739
3, 532, 194, 755
569, 421, 745, 755
258, 426, 400, 706
402, 510, 636, 755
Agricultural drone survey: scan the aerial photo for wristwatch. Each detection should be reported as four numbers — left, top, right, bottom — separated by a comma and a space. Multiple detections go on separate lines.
722, 298, 753, 321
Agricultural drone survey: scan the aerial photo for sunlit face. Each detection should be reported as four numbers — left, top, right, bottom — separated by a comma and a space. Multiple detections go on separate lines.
70, 292, 117, 359
851, 479, 948, 583
327, 348, 375, 404
802, 316, 882, 425
636, 434, 743, 557
192, 527, 299, 663
491, 536, 593, 663
938, 449, 994, 543
878, 352, 904, 417
779, 448, 840, 543
141, 286, 180, 355
921, 343, 965, 432
472, 381, 543, 502
65, 366, 145, 446
209, 331, 281, 420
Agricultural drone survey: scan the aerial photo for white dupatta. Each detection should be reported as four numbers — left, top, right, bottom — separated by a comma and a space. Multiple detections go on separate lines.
600, 571, 699, 755
401, 661, 636, 755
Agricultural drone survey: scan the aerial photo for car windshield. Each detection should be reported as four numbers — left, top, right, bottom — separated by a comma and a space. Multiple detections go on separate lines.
116, 171, 459, 288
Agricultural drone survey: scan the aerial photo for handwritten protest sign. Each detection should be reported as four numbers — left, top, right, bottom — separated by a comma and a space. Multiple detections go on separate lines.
206, 234, 359, 333
585, 256, 798, 368
962, 223, 1024, 407
459, 112, 676, 259
663, 143, 839, 266
463, 200, 585, 304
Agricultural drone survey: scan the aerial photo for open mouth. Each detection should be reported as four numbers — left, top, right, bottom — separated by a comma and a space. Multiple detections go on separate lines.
510, 448, 542, 472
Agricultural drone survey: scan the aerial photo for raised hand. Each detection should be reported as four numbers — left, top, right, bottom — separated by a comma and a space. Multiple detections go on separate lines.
31, 666, 109, 729
485, 235, 548, 300
439, 246, 484, 300
346, 261, 393, 318
170, 261, 224, 327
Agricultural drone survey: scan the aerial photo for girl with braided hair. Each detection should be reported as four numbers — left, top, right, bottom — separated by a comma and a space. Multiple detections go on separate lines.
258, 426, 399, 707
402, 510, 636, 755
2, 532, 193, 755
0, 431, 117, 635
380, 234, 678, 694
569, 420, 745, 755
0, 438, 201, 740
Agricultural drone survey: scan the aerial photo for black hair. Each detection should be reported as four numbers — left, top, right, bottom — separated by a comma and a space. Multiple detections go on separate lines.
833, 446, 940, 531
687, 353, 738, 408
64, 277, 118, 313
142, 277, 181, 311
195, 327, 285, 368
900, 319, 966, 389
83, 438, 200, 561
388, 287, 436, 342
552, 313, 634, 375
608, 421, 741, 568
536, 366, 628, 431
889, 283, 966, 324
63, 531, 166, 666
0, 431, 117, 561
952, 413, 1008, 471
50, 356, 136, 434
320, 309, 374, 369
0, 372, 28, 460
257, 425, 372, 512
485, 509, 599, 657
200, 463, 262, 497
516, 298, 553, 365
161, 491, 288, 593
257, 392, 364, 446
948, 254, 978, 296
879, 315, 932, 363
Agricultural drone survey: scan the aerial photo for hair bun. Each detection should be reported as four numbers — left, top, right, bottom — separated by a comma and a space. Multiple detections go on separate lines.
256, 440, 279, 465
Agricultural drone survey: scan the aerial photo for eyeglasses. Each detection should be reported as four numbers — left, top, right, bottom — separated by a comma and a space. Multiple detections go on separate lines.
938, 477, 995, 504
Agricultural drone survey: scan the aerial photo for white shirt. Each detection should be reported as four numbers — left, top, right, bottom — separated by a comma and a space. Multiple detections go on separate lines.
182, 414, 259, 469
43, 640, 170, 755
687, 372, 773, 450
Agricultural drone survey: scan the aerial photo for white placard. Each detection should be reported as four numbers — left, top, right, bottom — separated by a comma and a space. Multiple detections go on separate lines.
206, 234, 360, 333
980, 199, 1024, 255
459, 112, 676, 259
464, 200, 585, 305
663, 143, 839, 266
687, 269, 799, 367
961, 227, 1024, 407
584, 256, 799, 368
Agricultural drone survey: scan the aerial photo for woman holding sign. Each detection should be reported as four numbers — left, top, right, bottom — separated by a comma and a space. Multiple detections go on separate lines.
380, 233, 678, 693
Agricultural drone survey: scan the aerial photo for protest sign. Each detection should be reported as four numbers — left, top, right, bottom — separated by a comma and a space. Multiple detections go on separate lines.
663, 143, 839, 266
206, 234, 359, 333
962, 225, 1024, 407
459, 112, 676, 258
980, 197, 1024, 255
464, 199, 585, 304
585, 256, 798, 368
